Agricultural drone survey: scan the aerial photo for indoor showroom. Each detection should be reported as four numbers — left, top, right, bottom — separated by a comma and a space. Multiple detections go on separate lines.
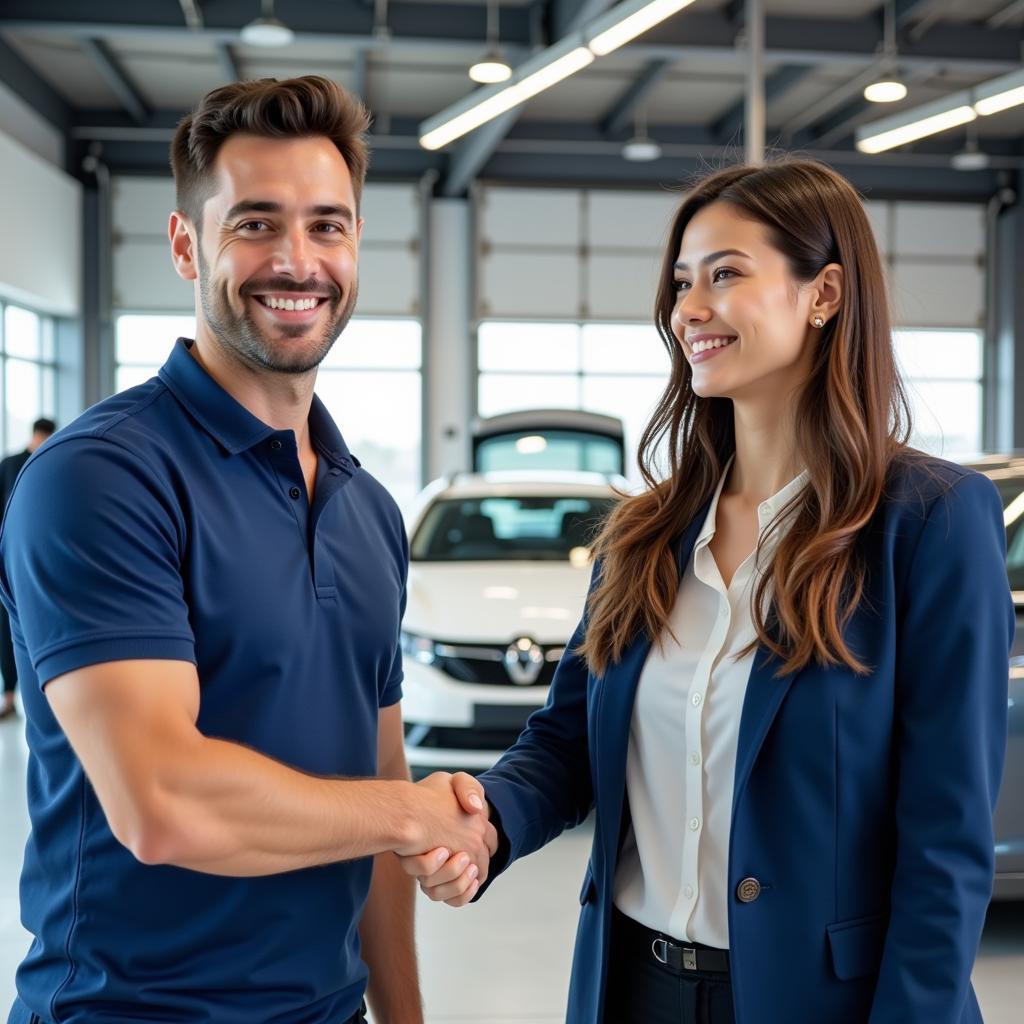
0, 2, 1023, 1023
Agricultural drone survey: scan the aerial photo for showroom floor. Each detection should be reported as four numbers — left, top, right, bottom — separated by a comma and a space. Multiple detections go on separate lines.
1, 707, 1021, 1023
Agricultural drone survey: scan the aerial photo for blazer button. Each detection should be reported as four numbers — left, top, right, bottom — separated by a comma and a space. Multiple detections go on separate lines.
736, 877, 761, 903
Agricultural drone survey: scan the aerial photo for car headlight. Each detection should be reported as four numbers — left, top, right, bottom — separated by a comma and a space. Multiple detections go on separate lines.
400, 631, 438, 665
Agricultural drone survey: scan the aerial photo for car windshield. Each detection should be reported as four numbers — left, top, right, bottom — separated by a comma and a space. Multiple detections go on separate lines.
411, 495, 617, 562
994, 478, 1024, 592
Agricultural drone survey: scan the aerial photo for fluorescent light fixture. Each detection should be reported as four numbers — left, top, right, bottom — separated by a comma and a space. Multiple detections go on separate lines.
470, 53, 513, 84
420, 41, 593, 150
588, 0, 698, 57
420, 0, 702, 150
974, 67, 1024, 116
855, 91, 975, 154
863, 78, 907, 103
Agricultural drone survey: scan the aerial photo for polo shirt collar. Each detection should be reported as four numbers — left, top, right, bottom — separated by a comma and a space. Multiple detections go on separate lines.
158, 338, 356, 470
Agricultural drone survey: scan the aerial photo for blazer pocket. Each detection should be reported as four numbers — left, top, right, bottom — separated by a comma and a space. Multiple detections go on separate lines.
579, 864, 596, 906
826, 912, 888, 981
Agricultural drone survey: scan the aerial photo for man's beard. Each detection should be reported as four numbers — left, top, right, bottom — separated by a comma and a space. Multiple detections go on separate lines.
197, 252, 358, 375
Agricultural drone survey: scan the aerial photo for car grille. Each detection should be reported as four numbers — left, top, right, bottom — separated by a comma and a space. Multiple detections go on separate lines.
433, 642, 564, 687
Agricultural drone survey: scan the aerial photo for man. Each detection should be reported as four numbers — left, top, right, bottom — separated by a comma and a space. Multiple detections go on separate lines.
0, 417, 56, 720
0, 77, 493, 1024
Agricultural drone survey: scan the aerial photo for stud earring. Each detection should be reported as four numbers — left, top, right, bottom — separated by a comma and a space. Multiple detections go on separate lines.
812, 315, 825, 328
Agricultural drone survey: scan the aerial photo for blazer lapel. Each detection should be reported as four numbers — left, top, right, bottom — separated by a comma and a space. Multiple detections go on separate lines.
594, 501, 713, 857
731, 646, 804, 815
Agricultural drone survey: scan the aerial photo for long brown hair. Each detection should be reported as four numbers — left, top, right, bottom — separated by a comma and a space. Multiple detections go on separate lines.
580, 159, 914, 677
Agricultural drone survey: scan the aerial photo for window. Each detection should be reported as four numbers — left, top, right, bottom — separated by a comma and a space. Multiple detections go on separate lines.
895, 329, 983, 456
1, 303, 57, 456
114, 314, 423, 508
477, 321, 670, 485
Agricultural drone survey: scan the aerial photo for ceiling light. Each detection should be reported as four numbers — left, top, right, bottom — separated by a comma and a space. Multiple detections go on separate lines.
863, 3, 906, 104
974, 67, 1024, 116
420, 42, 593, 150
622, 136, 662, 161
588, 0, 698, 57
470, 0, 512, 83
240, 1, 293, 47
856, 91, 976, 154
470, 52, 512, 84
951, 148, 990, 171
864, 78, 907, 103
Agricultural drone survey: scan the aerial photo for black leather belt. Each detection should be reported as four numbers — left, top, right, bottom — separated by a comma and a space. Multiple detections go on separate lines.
613, 907, 730, 975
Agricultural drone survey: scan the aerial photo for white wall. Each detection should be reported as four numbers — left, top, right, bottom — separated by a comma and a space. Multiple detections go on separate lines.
0, 129, 81, 316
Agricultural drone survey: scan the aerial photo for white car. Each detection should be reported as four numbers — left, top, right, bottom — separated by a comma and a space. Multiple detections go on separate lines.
401, 470, 622, 771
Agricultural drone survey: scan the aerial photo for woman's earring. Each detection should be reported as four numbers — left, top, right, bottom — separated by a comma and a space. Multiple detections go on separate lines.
812, 315, 825, 329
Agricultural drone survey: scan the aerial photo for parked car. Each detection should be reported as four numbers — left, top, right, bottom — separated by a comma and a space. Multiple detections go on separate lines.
471, 408, 626, 475
965, 454, 1024, 899
401, 470, 621, 771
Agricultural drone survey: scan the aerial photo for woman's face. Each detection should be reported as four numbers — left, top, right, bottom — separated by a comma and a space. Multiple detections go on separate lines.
670, 201, 825, 405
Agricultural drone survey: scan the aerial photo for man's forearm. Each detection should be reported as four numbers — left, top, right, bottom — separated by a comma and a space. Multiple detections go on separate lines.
134, 733, 419, 875
360, 852, 423, 1024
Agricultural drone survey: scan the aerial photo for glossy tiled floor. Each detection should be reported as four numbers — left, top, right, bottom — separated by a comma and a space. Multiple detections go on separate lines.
1, 701, 1021, 1023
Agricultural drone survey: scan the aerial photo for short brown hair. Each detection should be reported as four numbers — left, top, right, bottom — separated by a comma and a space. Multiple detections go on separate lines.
171, 76, 371, 223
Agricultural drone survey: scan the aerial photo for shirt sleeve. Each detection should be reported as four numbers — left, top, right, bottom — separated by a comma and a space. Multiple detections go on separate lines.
0, 435, 196, 687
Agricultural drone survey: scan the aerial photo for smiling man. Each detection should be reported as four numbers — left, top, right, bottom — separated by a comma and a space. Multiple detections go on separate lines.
0, 77, 494, 1024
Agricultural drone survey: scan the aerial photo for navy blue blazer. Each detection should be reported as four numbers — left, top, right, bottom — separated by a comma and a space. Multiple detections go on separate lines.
479, 457, 1013, 1024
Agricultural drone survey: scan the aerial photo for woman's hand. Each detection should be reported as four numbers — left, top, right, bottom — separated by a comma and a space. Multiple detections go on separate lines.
397, 772, 494, 907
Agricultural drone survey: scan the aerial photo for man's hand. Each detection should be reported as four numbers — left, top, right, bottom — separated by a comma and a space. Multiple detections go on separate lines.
395, 772, 496, 898
397, 772, 493, 907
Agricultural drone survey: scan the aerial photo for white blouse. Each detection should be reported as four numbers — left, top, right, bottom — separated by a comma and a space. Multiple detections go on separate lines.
613, 462, 809, 949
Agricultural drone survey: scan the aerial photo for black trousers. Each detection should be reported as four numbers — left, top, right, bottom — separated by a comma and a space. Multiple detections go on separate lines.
0, 604, 16, 696
604, 909, 736, 1024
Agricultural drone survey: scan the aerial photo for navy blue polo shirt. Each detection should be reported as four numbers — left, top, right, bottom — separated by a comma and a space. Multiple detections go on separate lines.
0, 338, 408, 1024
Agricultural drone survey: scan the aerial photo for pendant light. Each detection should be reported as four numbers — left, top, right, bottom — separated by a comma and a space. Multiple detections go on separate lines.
864, 0, 907, 103
469, 0, 512, 84
240, 0, 294, 48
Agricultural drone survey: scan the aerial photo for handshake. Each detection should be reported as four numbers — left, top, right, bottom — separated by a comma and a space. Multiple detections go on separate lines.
395, 771, 495, 907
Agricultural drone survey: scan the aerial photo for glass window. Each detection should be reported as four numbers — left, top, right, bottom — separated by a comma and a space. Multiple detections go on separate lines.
320, 318, 421, 369
475, 431, 623, 475
315, 369, 422, 510
5, 358, 41, 452
410, 495, 616, 562
479, 322, 580, 372
4, 305, 42, 359
895, 328, 983, 456
116, 314, 196, 366
478, 373, 582, 417
581, 323, 670, 374
117, 365, 162, 392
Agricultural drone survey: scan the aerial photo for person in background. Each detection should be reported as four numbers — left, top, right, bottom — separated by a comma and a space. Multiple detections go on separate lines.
403, 159, 1013, 1024
0, 417, 56, 720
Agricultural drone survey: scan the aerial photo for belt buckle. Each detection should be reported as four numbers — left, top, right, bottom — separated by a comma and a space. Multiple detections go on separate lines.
682, 947, 698, 971
651, 937, 669, 965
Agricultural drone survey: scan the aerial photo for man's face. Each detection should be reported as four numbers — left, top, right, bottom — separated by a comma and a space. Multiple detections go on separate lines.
192, 134, 362, 375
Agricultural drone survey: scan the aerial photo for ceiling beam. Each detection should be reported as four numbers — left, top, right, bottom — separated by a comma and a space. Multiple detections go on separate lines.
600, 59, 673, 138
216, 42, 240, 83
0, 35, 72, 132
1, 6, 1018, 75
551, 0, 619, 39
712, 63, 811, 142
439, 108, 521, 197
79, 37, 148, 124
988, 0, 1024, 27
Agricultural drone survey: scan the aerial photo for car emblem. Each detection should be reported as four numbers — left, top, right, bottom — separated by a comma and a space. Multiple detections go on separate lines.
504, 637, 545, 685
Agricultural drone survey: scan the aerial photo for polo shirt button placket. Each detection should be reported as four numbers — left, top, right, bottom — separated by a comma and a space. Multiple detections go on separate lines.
289, 486, 301, 500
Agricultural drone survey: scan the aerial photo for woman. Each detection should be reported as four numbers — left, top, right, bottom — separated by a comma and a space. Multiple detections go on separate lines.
401, 160, 1013, 1024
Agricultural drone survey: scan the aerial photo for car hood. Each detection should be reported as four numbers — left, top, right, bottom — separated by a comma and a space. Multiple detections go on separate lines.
404, 561, 592, 644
